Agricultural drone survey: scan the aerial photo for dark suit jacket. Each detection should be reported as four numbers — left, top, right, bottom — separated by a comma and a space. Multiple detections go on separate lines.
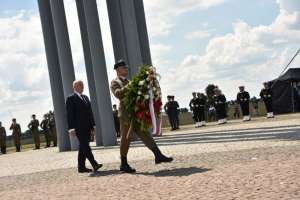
66, 93, 95, 134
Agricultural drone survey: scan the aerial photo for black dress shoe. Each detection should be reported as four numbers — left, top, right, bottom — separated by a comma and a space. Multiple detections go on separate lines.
120, 164, 136, 173
93, 163, 103, 172
78, 168, 93, 173
155, 155, 173, 164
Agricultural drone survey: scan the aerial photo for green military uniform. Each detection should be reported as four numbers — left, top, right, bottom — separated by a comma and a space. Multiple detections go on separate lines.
110, 60, 172, 173
40, 118, 51, 148
10, 122, 21, 152
28, 119, 40, 149
0, 126, 6, 154
48, 114, 57, 147
111, 77, 157, 156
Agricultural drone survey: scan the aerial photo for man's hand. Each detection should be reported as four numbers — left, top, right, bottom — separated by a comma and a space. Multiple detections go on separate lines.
68, 129, 76, 136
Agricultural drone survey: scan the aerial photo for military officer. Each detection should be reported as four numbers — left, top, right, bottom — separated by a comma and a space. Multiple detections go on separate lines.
40, 114, 51, 148
237, 86, 251, 121
48, 111, 57, 147
28, 114, 40, 149
111, 60, 173, 173
164, 96, 174, 130
113, 104, 120, 137
213, 88, 227, 124
260, 82, 274, 118
197, 92, 207, 127
0, 122, 6, 154
10, 118, 22, 152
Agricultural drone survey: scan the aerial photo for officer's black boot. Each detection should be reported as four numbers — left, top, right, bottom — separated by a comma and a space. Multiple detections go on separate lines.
120, 156, 136, 173
16, 145, 20, 152
151, 147, 173, 164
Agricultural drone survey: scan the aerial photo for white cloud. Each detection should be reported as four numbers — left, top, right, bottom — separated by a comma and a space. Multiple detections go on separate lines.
184, 29, 213, 40
160, 1, 300, 107
144, 0, 226, 37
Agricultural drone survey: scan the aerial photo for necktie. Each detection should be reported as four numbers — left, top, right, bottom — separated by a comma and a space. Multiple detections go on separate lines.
80, 95, 87, 104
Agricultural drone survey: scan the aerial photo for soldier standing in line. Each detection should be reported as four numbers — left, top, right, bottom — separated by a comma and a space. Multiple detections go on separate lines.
213, 88, 228, 124
10, 118, 22, 152
237, 86, 251, 121
189, 92, 200, 127
164, 96, 176, 131
171, 96, 180, 130
260, 82, 274, 118
197, 93, 207, 127
28, 114, 40, 149
48, 111, 57, 147
40, 114, 51, 148
0, 122, 6, 154
113, 104, 120, 137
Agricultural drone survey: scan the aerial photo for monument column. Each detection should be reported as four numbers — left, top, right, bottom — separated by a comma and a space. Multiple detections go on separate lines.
76, 0, 117, 146
37, 0, 71, 151
50, 0, 79, 150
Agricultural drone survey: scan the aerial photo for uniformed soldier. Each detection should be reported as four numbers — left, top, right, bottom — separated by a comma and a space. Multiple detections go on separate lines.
197, 93, 207, 127
164, 95, 180, 130
113, 104, 120, 137
171, 96, 180, 129
189, 92, 200, 127
9, 118, 22, 152
213, 88, 227, 124
164, 96, 174, 130
40, 114, 51, 148
48, 111, 57, 147
0, 122, 6, 154
28, 114, 40, 149
237, 86, 251, 121
111, 60, 173, 173
260, 82, 274, 118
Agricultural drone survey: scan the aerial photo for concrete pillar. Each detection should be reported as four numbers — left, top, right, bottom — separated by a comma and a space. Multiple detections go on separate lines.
133, 0, 152, 66
76, 0, 117, 146
37, 0, 71, 152
50, 0, 79, 150
107, 0, 143, 78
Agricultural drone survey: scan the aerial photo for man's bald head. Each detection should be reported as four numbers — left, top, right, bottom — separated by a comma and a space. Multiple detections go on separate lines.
73, 80, 84, 94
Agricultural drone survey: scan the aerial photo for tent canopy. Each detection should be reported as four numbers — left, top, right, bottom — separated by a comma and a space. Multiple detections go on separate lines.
268, 68, 300, 114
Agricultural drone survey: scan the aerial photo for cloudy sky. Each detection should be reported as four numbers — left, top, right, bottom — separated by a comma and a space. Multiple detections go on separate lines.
0, 0, 299, 134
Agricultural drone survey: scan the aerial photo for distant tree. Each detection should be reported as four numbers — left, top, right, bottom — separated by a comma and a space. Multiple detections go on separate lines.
205, 84, 218, 105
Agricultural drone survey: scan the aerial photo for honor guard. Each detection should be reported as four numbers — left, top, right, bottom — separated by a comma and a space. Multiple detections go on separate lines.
197, 93, 207, 127
113, 104, 120, 137
28, 114, 40, 149
48, 111, 57, 147
10, 118, 22, 152
260, 82, 274, 118
213, 88, 227, 124
40, 114, 51, 148
237, 86, 251, 121
189, 92, 199, 127
0, 122, 6, 154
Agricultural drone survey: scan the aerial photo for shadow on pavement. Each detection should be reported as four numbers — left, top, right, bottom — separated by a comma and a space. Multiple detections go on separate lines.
137, 167, 211, 177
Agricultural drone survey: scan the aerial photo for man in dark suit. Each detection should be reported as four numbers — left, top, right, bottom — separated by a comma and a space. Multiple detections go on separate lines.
66, 80, 102, 173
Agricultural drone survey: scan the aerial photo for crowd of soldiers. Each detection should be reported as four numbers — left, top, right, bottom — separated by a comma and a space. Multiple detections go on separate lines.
0, 111, 57, 154
164, 82, 274, 129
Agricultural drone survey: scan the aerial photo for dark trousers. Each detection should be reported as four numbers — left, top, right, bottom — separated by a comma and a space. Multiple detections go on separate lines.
264, 101, 273, 113
0, 144, 6, 154
76, 131, 97, 169
193, 108, 205, 122
240, 103, 250, 116
168, 112, 179, 129
216, 106, 227, 120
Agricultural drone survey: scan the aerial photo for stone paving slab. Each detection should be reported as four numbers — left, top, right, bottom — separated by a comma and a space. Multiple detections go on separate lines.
0, 114, 299, 177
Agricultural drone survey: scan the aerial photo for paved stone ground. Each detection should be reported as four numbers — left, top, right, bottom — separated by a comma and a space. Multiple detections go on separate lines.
0, 114, 300, 199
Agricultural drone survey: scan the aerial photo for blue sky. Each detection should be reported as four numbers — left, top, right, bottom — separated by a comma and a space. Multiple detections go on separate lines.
0, 0, 299, 132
